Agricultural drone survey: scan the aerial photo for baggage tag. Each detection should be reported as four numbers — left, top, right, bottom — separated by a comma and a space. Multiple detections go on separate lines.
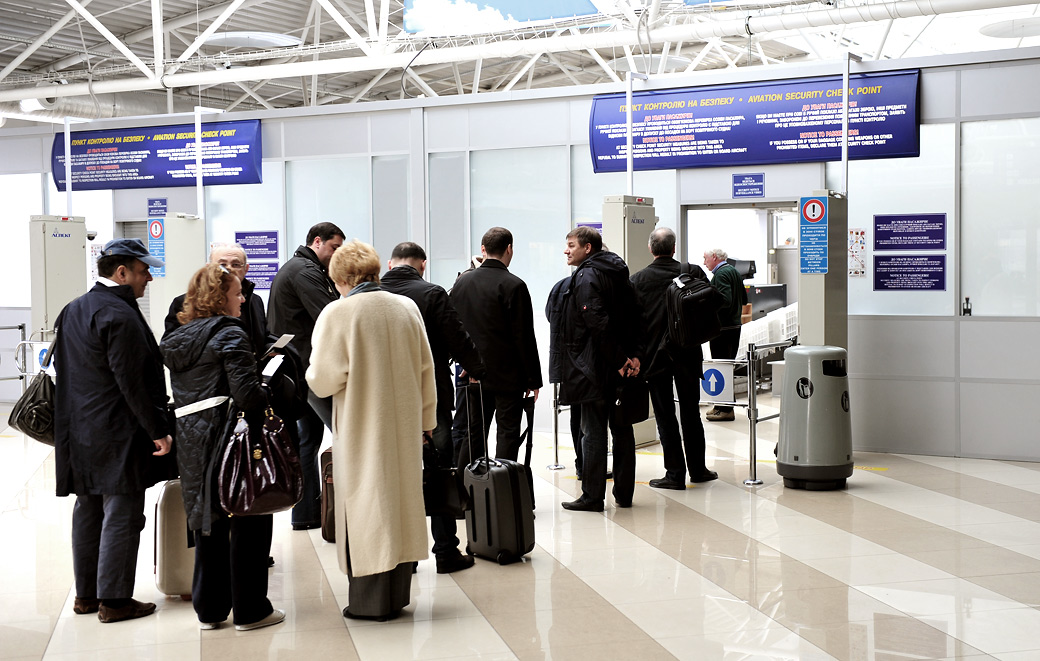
263, 334, 294, 359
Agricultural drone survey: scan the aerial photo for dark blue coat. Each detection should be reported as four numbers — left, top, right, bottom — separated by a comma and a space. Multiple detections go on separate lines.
54, 282, 172, 496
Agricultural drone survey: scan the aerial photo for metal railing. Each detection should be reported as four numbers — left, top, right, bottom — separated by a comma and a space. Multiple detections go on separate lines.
0, 324, 28, 394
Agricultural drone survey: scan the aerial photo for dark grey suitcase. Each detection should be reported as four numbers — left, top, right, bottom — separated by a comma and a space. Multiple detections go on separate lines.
464, 456, 535, 564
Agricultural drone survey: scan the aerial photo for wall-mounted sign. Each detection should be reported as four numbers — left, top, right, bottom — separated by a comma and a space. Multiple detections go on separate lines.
246, 262, 279, 290
51, 119, 262, 191
873, 213, 946, 250
874, 254, 946, 291
147, 198, 167, 217
235, 230, 279, 260
147, 218, 166, 278
732, 173, 765, 198
800, 196, 828, 274
589, 70, 919, 173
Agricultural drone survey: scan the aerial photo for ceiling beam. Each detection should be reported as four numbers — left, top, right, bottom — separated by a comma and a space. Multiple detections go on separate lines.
63, 0, 155, 79
0, 0, 95, 84
315, 0, 373, 56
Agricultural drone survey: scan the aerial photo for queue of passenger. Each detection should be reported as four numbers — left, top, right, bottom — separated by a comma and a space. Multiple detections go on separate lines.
50, 222, 724, 628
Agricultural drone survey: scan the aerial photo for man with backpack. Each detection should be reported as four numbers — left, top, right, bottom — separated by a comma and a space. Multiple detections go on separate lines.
631, 228, 718, 490
703, 248, 748, 422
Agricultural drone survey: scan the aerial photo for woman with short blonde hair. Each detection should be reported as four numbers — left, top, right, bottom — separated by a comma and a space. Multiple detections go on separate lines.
307, 240, 437, 622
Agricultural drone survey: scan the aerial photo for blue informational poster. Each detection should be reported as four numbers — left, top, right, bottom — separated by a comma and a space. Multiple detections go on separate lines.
147, 218, 165, 278
873, 213, 946, 250
51, 119, 262, 191
589, 70, 919, 173
235, 230, 279, 260
732, 173, 765, 198
147, 198, 167, 217
874, 255, 946, 291
799, 196, 828, 274
247, 262, 279, 290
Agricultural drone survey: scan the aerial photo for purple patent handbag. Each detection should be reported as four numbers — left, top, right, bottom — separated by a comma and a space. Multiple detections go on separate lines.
218, 407, 303, 516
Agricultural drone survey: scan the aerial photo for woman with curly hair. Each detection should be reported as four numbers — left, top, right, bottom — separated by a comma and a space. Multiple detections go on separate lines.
306, 240, 437, 621
160, 264, 284, 631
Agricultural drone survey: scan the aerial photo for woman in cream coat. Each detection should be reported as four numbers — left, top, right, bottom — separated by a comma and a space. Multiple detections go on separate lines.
306, 240, 437, 622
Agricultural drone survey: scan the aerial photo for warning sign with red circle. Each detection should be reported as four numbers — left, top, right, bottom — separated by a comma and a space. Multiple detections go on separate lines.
801, 198, 826, 223
799, 195, 828, 274
149, 219, 164, 239
147, 217, 166, 277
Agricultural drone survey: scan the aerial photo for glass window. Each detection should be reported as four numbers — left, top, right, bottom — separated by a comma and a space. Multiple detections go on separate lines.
285, 157, 369, 257
372, 155, 409, 267
962, 117, 1040, 316
47, 180, 115, 247
570, 145, 678, 232
2, 174, 46, 307
428, 152, 468, 289
207, 160, 285, 256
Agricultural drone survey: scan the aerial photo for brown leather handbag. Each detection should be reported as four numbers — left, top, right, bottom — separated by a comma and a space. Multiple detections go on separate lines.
218, 407, 303, 516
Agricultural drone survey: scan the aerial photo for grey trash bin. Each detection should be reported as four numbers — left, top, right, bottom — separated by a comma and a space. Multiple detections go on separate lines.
776, 345, 853, 490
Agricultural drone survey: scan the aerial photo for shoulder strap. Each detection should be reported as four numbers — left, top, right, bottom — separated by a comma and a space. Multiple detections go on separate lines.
521, 396, 536, 468
681, 261, 691, 276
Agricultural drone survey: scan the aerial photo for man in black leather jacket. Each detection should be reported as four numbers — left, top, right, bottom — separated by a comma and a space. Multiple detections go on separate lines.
630, 228, 718, 490
381, 242, 486, 574
267, 222, 344, 530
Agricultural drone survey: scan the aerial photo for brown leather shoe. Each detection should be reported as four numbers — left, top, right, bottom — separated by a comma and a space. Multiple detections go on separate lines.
73, 597, 100, 614
98, 599, 156, 623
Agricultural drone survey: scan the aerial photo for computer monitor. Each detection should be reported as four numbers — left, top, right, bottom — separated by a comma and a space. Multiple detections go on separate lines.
726, 258, 756, 280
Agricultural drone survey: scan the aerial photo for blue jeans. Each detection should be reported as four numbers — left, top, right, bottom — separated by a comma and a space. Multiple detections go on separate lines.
649, 368, 707, 483
72, 491, 146, 600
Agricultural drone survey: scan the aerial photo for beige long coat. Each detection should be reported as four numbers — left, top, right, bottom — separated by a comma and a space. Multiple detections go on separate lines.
306, 290, 437, 577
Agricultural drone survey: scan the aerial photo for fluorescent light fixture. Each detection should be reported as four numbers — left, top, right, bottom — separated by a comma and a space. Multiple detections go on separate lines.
202, 31, 303, 49
980, 17, 1040, 38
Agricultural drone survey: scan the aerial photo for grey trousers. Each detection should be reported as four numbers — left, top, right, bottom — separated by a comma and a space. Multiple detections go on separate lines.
72, 492, 147, 600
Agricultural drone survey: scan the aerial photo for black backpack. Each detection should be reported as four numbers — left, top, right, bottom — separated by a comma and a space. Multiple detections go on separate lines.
666, 263, 723, 349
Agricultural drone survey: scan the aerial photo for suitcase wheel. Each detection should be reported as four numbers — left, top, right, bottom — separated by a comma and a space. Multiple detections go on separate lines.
496, 551, 512, 565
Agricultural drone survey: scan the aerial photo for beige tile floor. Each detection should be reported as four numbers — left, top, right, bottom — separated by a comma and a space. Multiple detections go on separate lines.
3, 398, 1040, 660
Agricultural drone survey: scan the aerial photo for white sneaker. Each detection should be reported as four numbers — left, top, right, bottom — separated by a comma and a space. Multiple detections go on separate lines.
235, 608, 285, 631
199, 621, 223, 630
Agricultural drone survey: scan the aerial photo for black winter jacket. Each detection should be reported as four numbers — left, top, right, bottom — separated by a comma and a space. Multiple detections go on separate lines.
381, 265, 486, 415
544, 276, 569, 384
161, 316, 267, 532
559, 251, 642, 405
164, 278, 270, 360
630, 257, 707, 380
267, 246, 337, 371
54, 283, 172, 496
450, 259, 542, 393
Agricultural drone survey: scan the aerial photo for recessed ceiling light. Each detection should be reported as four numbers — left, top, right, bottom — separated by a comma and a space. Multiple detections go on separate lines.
980, 17, 1040, 39
202, 31, 303, 49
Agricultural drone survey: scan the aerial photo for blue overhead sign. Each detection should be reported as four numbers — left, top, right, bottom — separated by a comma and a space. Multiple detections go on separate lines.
733, 173, 765, 198
589, 70, 919, 173
51, 119, 262, 191
800, 196, 828, 274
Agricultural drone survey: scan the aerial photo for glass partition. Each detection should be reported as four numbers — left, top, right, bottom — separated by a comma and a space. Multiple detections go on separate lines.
285, 157, 369, 257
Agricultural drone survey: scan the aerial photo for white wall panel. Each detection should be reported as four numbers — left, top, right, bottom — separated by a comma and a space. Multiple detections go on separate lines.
282, 115, 369, 157
469, 100, 570, 149
261, 120, 282, 159
569, 97, 593, 144
960, 320, 1040, 380
961, 63, 1040, 118
849, 318, 955, 379
0, 136, 46, 174
960, 382, 1040, 460
370, 111, 412, 152
849, 378, 956, 455
678, 163, 823, 206
919, 70, 957, 121
425, 106, 469, 151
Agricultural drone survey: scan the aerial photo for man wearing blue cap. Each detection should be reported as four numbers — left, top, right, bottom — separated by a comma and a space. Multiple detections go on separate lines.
54, 238, 173, 623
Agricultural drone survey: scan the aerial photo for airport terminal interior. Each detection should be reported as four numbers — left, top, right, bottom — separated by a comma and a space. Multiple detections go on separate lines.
4, 1, 1040, 659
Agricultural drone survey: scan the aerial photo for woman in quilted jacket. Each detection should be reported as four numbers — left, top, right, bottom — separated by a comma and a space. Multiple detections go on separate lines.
160, 264, 284, 632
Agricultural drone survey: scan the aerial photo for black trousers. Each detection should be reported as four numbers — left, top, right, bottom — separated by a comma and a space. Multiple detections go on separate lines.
649, 368, 707, 483
429, 406, 462, 559
577, 399, 635, 504
71, 492, 146, 600
709, 327, 742, 412
192, 513, 274, 626
453, 385, 525, 466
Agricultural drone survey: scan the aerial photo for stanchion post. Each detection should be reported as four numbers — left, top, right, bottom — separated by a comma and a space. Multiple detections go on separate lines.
548, 382, 565, 470
744, 342, 763, 486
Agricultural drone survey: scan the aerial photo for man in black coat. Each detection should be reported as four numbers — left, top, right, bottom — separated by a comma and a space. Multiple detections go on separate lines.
54, 238, 172, 623
381, 241, 486, 574
267, 222, 344, 530
631, 228, 718, 490
558, 226, 642, 512
450, 227, 541, 462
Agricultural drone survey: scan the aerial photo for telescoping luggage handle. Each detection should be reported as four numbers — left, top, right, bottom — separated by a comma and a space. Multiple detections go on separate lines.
464, 381, 497, 481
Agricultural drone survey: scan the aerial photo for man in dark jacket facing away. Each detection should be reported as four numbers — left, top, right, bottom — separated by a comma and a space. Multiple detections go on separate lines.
558, 226, 642, 512
267, 222, 344, 530
450, 227, 541, 462
631, 228, 718, 490
54, 238, 173, 623
381, 241, 486, 574
703, 247, 748, 422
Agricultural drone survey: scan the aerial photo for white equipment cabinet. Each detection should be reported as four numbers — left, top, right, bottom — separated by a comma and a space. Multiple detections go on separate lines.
29, 215, 88, 340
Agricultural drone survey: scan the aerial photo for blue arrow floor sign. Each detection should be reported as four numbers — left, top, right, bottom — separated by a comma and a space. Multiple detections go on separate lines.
703, 368, 725, 396
700, 362, 734, 402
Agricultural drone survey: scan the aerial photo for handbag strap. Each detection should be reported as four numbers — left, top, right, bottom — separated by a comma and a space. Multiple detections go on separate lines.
175, 395, 230, 418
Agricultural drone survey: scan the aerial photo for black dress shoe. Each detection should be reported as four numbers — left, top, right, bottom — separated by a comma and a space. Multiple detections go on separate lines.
648, 477, 687, 491
562, 497, 604, 512
690, 470, 719, 483
73, 597, 100, 614
343, 607, 400, 622
268, 556, 275, 567
436, 553, 475, 574
612, 486, 631, 508
292, 521, 320, 531
98, 599, 156, 623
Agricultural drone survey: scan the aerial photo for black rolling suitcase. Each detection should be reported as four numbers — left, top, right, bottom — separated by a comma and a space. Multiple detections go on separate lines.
462, 385, 535, 565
